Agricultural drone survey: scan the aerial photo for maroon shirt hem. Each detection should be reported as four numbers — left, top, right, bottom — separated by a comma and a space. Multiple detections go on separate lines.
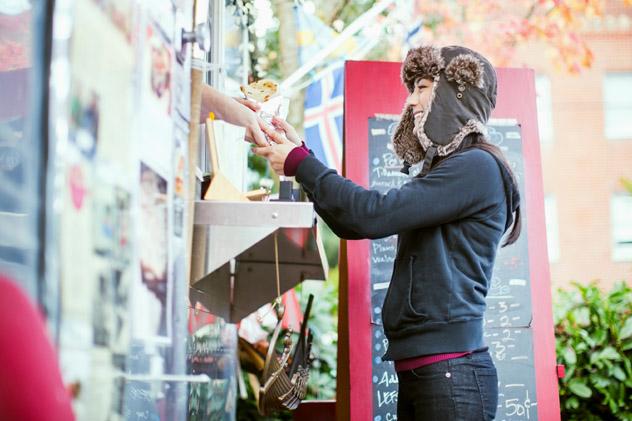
394, 351, 472, 372
283, 144, 310, 176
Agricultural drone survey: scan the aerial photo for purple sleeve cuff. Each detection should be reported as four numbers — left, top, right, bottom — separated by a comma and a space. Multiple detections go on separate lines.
284, 146, 310, 176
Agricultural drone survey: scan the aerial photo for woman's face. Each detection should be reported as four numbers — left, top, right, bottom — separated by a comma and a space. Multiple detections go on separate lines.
406, 78, 434, 116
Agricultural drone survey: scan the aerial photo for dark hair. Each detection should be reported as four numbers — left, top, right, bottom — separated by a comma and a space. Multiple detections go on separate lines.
432, 133, 522, 247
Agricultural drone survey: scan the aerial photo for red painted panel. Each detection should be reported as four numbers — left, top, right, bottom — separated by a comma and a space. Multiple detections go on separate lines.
343, 60, 405, 421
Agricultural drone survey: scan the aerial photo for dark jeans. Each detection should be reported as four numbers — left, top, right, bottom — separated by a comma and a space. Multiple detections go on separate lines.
396, 350, 498, 421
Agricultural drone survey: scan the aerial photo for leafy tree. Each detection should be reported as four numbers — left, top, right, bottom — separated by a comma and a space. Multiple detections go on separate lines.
411, 0, 631, 73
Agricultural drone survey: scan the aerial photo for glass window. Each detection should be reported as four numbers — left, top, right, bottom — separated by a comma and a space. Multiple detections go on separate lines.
205, 0, 250, 189
611, 194, 632, 261
223, 0, 248, 89
604, 73, 632, 140
544, 195, 560, 262
535, 75, 554, 144
0, 2, 43, 298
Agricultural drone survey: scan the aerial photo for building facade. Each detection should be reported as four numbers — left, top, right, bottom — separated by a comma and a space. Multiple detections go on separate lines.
517, 2, 632, 290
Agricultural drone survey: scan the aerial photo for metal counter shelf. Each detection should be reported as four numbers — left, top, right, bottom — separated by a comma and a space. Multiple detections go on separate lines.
189, 200, 328, 323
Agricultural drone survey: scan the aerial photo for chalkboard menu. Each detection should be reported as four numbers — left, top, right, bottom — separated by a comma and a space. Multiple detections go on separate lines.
368, 117, 537, 421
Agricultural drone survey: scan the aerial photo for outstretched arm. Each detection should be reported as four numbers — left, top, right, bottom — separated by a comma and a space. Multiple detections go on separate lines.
200, 84, 268, 146
294, 150, 503, 240
254, 120, 503, 240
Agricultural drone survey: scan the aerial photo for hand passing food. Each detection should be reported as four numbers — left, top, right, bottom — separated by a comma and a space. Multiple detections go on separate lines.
271, 117, 302, 146
252, 123, 297, 175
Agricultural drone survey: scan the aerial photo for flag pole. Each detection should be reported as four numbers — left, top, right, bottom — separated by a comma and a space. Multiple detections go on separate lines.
280, 0, 396, 92
284, 13, 390, 98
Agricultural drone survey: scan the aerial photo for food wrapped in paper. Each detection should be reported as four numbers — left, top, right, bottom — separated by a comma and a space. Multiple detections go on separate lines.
241, 79, 289, 141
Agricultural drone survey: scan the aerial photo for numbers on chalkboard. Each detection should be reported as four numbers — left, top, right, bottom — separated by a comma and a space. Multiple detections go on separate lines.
503, 329, 516, 342
488, 276, 512, 298
492, 340, 507, 360
503, 389, 535, 419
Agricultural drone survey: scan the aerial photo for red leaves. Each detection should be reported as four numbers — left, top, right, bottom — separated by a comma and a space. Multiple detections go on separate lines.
412, 0, 621, 74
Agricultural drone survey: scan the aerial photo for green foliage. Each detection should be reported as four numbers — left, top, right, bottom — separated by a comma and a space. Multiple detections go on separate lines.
296, 269, 340, 400
246, 0, 379, 81
236, 269, 339, 417
326, 0, 377, 27
252, 15, 281, 81
319, 219, 341, 270
246, 149, 275, 192
554, 281, 632, 420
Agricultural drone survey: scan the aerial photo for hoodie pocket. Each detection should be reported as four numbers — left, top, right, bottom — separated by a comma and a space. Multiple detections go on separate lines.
382, 256, 428, 335
407, 255, 427, 317
409, 256, 450, 319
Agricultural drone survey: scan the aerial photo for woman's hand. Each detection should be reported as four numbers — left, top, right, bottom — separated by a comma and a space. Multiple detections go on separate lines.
252, 123, 298, 175
235, 96, 303, 147
271, 117, 302, 146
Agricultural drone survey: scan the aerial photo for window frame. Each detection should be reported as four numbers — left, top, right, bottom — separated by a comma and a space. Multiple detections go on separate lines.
611, 193, 632, 262
603, 72, 632, 141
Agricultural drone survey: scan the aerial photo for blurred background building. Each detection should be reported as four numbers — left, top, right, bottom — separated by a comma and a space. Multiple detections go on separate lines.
520, 2, 632, 290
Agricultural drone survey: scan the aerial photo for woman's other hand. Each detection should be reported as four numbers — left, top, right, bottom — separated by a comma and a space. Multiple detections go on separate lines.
234, 96, 303, 148
271, 117, 302, 146
252, 123, 298, 175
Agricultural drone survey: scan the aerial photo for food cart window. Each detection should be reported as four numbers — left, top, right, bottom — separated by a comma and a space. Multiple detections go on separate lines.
203, 0, 250, 190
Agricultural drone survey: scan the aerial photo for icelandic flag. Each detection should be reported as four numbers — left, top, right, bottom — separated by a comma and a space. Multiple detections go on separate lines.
303, 63, 344, 173
295, 4, 349, 173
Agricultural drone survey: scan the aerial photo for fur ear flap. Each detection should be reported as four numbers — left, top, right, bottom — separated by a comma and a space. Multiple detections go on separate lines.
392, 105, 424, 164
444, 54, 485, 89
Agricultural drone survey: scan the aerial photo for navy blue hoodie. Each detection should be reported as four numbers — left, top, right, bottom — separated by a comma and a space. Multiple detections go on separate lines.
296, 147, 517, 361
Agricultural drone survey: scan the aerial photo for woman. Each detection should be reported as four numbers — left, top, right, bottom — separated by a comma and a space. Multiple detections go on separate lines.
254, 45, 520, 421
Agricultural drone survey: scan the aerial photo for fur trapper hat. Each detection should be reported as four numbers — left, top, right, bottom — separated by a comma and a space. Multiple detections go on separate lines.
392, 45, 497, 176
